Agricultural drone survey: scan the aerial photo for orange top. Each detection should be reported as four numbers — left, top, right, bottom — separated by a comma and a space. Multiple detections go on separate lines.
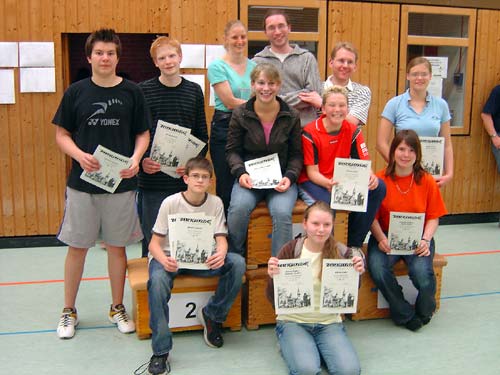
376, 169, 447, 233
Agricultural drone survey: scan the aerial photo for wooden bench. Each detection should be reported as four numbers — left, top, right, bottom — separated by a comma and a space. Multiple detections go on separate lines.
244, 202, 349, 329
246, 200, 309, 269
127, 257, 243, 339
350, 251, 448, 320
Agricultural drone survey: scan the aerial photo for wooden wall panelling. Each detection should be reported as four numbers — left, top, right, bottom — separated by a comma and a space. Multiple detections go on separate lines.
443, 8, 500, 213
329, 1, 400, 174
469, 9, 500, 211
0, 0, 240, 236
0, 1, 12, 235
1, 1, 498, 237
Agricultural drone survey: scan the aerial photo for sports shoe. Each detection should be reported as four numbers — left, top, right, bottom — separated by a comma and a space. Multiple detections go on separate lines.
405, 316, 423, 331
108, 304, 135, 333
148, 354, 170, 375
133, 354, 170, 375
198, 307, 223, 348
57, 307, 79, 339
419, 315, 431, 325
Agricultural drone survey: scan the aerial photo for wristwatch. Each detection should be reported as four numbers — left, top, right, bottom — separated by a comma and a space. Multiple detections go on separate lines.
491, 133, 498, 138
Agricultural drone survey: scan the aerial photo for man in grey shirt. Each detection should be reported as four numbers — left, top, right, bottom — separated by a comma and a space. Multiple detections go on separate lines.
253, 9, 322, 127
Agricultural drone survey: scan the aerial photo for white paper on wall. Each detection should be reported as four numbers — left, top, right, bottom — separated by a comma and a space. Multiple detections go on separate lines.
424, 56, 448, 79
0, 42, 19, 67
0, 69, 16, 104
205, 45, 226, 68
20, 67, 56, 93
209, 85, 215, 107
181, 74, 206, 97
180, 44, 205, 69
19, 42, 55, 67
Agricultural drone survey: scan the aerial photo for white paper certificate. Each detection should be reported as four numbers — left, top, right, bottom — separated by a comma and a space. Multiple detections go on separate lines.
80, 145, 131, 193
388, 212, 425, 255
274, 259, 314, 315
150, 120, 191, 178
245, 153, 283, 189
420, 136, 444, 177
168, 213, 216, 270
331, 158, 371, 212
320, 259, 359, 314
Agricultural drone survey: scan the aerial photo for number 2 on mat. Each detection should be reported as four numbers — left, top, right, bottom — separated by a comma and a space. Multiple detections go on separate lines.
185, 302, 197, 319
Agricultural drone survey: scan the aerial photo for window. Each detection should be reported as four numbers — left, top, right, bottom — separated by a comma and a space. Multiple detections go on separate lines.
399, 6, 476, 134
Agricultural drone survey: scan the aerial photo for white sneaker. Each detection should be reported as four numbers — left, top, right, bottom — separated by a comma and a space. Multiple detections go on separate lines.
108, 304, 135, 334
57, 307, 79, 339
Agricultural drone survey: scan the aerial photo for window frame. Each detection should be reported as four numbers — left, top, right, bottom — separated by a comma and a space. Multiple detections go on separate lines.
399, 5, 477, 135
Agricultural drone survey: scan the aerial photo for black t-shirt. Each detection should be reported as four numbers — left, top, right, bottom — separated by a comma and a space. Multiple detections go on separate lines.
52, 78, 151, 193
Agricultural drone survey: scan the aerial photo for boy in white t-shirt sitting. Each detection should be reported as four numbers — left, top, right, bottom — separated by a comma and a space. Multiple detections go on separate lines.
144, 157, 245, 375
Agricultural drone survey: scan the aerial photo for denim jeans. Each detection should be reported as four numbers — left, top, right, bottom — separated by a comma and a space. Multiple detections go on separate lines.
276, 321, 361, 375
209, 110, 234, 215
490, 138, 500, 173
148, 252, 246, 355
299, 179, 386, 247
227, 182, 298, 256
137, 189, 177, 257
367, 234, 436, 325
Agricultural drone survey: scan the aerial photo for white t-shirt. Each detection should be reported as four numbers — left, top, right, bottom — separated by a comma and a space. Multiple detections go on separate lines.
152, 192, 227, 255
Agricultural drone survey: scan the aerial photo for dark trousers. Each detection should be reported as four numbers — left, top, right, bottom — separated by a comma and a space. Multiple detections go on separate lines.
209, 110, 234, 215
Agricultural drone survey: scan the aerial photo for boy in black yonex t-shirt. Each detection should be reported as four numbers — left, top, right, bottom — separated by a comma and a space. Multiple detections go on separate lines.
52, 28, 151, 339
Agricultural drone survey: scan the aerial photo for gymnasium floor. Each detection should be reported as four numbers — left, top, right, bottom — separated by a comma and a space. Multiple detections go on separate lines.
1, 221, 499, 375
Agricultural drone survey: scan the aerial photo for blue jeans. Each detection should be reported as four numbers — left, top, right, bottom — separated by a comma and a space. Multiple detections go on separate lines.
209, 110, 234, 214
299, 179, 386, 247
276, 321, 361, 375
367, 234, 436, 325
148, 253, 246, 355
137, 189, 177, 257
491, 138, 500, 173
227, 182, 298, 256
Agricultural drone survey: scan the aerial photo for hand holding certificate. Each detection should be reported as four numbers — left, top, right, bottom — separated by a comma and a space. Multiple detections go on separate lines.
273, 259, 314, 315
320, 259, 359, 314
80, 145, 131, 193
244, 153, 282, 189
150, 120, 206, 178
167, 213, 216, 270
331, 158, 371, 212
419, 136, 444, 177
387, 212, 425, 255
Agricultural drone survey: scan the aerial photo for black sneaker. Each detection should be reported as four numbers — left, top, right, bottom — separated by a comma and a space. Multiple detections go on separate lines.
148, 354, 170, 375
419, 315, 431, 325
405, 316, 423, 331
198, 307, 223, 348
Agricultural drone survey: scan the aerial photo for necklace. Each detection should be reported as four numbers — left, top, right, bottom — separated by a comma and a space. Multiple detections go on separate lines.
394, 173, 414, 195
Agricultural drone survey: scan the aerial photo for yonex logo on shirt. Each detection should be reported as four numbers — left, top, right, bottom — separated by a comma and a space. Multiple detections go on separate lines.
86, 99, 123, 126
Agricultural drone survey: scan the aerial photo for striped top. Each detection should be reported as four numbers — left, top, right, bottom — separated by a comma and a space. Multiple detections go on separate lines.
324, 77, 371, 125
138, 77, 208, 191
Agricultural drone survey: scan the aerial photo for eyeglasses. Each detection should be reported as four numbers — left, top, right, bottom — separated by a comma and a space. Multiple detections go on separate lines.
409, 72, 430, 78
188, 173, 211, 181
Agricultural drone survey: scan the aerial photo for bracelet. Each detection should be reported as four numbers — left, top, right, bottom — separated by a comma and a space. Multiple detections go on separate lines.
421, 237, 431, 245
491, 133, 498, 138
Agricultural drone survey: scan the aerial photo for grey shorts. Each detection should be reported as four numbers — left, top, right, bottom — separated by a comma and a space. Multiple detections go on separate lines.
57, 187, 143, 249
